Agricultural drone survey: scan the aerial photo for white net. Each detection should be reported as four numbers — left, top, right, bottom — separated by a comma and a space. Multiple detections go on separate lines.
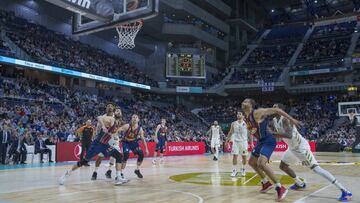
116, 20, 143, 49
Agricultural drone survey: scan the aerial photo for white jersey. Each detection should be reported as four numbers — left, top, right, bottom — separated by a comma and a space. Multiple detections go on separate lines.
273, 116, 306, 149
211, 125, 221, 140
108, 135, 120, 151
232, 120, 248, 142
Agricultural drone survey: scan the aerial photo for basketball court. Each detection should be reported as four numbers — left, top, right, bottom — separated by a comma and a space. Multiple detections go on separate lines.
0, 1, 359, 203
0, 152, 359, 203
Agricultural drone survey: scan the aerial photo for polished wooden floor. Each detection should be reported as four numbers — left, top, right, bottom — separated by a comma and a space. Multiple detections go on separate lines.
0, 152, 359, 203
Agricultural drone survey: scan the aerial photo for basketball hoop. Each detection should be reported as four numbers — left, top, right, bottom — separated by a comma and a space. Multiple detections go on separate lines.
116, 20, 143, 49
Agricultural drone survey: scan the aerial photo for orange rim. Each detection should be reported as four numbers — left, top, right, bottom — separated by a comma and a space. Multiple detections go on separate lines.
118, 19, 143, 29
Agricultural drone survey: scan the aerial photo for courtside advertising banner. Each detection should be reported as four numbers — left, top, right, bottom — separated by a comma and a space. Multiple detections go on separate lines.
224, 141, 316, 153
56, 142, 205, 162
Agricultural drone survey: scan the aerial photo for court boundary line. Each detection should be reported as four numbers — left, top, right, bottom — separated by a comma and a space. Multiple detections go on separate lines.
293, 184, 332, 203
39, 187, 204, 203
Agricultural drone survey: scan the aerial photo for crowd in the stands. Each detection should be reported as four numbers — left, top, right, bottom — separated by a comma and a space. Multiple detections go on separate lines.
0, 10, 157, 87
245, 45, 296, 66
297, 21, 355, 64
0, 39, 14, 56
164, 16, 226, 40
0, 73, 208, 165
227, 68, 282, 84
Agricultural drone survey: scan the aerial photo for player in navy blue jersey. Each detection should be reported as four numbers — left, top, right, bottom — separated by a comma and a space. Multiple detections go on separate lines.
59, 103, 124, 185
152, 119, 168, 165
116, 114, 149, 181
242, 98, 301, 201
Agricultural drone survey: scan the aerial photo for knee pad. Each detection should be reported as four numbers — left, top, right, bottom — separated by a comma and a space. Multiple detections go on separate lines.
160, 149, 164, 154
137, 150, 144, 163
123, 152, 130, 162
77, 159, 88, 167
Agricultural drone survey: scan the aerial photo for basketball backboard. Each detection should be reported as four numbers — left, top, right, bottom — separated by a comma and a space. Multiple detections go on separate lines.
71, 0, 158, 35
338, 101, 360, 116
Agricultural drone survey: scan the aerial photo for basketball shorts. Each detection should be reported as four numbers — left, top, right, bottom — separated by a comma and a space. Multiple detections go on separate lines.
231, 140, 248, 155
251, 138, 276, 160
85, 140, 112, 161
98, 137, 121, 158
210, 138, 220, 148
282, 144, 318, 167
156, 137, 166, 151
122, 141, 141, 154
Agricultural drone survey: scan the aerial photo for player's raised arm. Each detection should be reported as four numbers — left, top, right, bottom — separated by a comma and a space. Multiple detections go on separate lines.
97, 115, 108, 133
139, 127, 149, 156
269, 118, 293, 139
116, 123, 130, 134
255, 108, 301, 128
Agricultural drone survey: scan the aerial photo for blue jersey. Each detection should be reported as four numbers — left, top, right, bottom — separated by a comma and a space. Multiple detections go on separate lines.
246, 110, 276, 160
157, 125, 167, 141
258, 117, 275, 142
124, 124, 142, 142
245, 110, 275, 141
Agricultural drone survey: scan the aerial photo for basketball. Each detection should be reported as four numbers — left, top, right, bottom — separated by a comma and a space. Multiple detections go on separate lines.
127, 0, 139, 11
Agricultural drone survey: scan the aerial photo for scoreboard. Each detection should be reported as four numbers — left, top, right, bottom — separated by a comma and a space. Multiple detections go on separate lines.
166, 53, 206, 79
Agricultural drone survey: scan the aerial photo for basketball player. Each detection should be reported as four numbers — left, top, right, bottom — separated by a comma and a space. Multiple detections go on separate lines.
76, 120, 96, 166
207, 121, 224, 161
59, 104, 124, 185
152, 118, 168, 165
271, 103, 352, 202
91, 107, 124, 181
242, 98, 301, 201
225, 112, 253, 177
117, 114, 149, 180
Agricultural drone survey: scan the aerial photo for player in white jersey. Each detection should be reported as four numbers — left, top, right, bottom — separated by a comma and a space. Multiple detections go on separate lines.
226, 112, 253, 177
206, 121, 224, 161
271, 103, 352, 202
